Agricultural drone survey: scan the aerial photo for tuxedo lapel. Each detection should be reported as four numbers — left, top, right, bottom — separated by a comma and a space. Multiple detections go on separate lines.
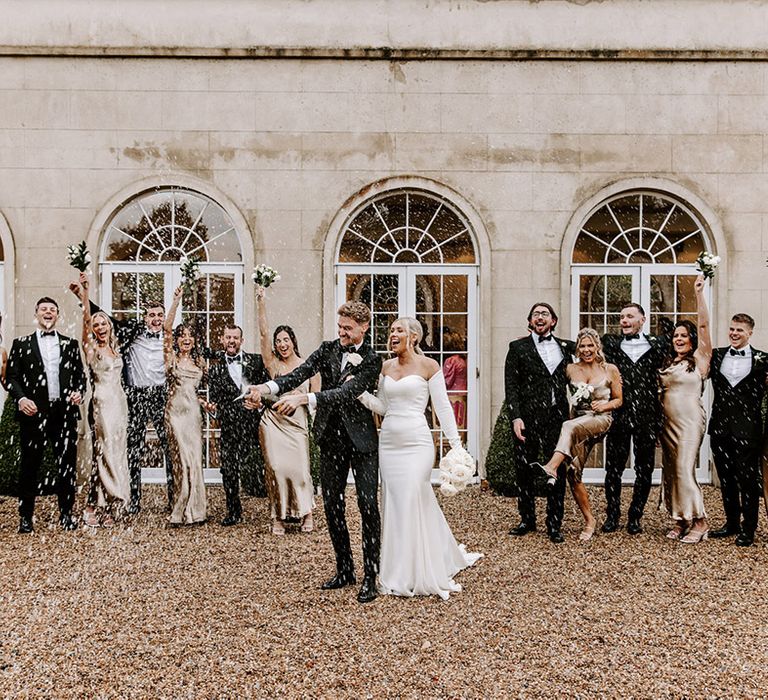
526, 335, 550, 375
29, 333, 44, 369
330, 340, 343, 386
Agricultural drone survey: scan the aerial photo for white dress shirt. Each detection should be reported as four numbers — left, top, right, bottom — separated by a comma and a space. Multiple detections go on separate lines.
36, 329, 61, 401
127, 331, 165, 387
226, 353, 244, 389
533, 334, 563, 375
620, 334, 652, 363
720, 344, 752, 387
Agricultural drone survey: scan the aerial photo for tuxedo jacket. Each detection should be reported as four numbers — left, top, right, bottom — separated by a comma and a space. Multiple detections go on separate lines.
274, 338, 382, 453
504, 335, 575, 427
208, 352, 269, 432
708, 346, 768, 442
601, 333, 669, 431
6, 332, 87, 420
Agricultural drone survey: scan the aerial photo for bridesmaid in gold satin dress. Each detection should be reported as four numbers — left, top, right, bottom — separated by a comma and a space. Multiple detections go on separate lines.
256, 286, 318, 536
659, 274, 712, 544
164, 286, 207, 526
78, 273, 130, 527
539, 328, 623, 541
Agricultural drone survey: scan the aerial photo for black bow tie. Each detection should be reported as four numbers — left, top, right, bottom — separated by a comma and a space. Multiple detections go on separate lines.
729, 348, 746, 357
226, 354, 242, 364
145, 331, 160, 339
537, 334, 553, 343
623, 333, 641, 341
40, 331, 56, 337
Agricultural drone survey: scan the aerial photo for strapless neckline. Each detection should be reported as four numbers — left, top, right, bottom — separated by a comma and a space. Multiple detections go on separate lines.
384, 374, 428, 384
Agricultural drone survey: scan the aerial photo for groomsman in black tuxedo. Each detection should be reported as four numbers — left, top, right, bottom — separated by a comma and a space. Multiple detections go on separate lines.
248, 302, 382, 603
505, 303, 575, 543
602, 303, 669, 535
70, 281, 173, 513
207, 325, 269, 526
708, 313, 768, 546
6, 297, 87, 533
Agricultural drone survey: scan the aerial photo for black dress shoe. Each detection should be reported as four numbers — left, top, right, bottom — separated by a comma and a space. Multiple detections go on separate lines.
735, 532, 755, 547
710, 524, 739, 539
127, 502, 141, 516
320, 573, 356, 590
357, 577, 378, 604
18, 517, 33, 534
221, 514, 242, 527
508, 522, 537, 537
626, 519, 643, 535
601, 518, 619, 533
59, 514, 78, 531
548, 531, 565, 544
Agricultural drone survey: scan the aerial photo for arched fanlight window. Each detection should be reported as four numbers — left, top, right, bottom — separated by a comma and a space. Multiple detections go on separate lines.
573, 192, 707, 265
338, 190, 476, 264
103, 188, 242, 263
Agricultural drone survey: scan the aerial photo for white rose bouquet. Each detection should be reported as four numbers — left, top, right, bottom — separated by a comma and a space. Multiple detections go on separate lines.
438, 446, 475, 496
180, 256, 201, 293
66, 241, 91, 272
252, 264, 281, 288
696, 251, 720, 280
570, 382, 595, 411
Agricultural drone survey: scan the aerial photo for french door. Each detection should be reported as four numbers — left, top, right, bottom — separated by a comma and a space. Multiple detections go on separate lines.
101, 262, 243, 483
571, 264, 711, 484
337, 265, 478, 477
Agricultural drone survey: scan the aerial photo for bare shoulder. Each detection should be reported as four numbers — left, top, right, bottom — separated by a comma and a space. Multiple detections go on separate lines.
606, 363, 620, 377
381, 357, 397, 375
422, 356, 441, 378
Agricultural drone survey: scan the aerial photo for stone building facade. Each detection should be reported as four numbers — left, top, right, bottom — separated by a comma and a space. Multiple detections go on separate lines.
2, 0, 767, 482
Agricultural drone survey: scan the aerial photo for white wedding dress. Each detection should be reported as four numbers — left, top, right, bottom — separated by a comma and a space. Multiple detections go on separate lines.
359, 371, 482, 600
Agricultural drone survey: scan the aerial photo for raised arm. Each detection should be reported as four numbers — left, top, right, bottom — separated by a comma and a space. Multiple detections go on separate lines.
163, 285, 182, 368
255, 286, 278, 378
313, 351, 382, 411
79, 272, 96, 364
693, 274, 713, 376
357, 374, 387, 416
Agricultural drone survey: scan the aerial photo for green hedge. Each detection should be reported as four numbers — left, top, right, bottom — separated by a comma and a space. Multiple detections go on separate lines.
0, 395, 57, 497
484, 403, 549, 498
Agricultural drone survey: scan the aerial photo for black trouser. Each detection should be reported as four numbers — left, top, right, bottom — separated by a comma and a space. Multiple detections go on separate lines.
318, 425, 380, 581
604, 421, 658, 522
126, 385, 173, 509
219, 422, 258, 519
711, 434, 762, 535
18, 401, 79, 520
514, 417, 567, 534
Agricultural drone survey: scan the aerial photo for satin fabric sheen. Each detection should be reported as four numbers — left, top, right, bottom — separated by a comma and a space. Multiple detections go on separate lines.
659, 363, 707, 521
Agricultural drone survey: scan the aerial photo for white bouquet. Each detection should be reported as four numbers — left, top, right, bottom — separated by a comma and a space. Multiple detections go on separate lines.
252, 264, 281, 288
571, 382, 594, 411
66, 241, 91, 272
696, 251, 720, 280
438, 446, 475, 496
180, 256, 201, 292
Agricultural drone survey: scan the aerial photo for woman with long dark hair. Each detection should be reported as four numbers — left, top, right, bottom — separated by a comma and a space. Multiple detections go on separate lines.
659, 274, 712, 544
164, 286, 207, 526
256, 286, 317, 535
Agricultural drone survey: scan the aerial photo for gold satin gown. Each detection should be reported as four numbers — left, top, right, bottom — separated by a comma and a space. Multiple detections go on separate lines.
166, 359, 207, 525
659, 362, 707, 521
259, 379, 315, 521
88, 351, 131, 509
554, 380, 613, 482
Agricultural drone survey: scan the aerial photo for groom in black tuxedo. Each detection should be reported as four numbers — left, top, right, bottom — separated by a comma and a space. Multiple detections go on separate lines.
207, 325, 269, 526
248, 301, 382, 603
708, 313, 768, 547
6, 297, 87, 533
505, 302, 575, 543
601, 303, 669, 535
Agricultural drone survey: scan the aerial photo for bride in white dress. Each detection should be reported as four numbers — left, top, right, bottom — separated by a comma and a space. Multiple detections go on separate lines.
358, 317, 482, 600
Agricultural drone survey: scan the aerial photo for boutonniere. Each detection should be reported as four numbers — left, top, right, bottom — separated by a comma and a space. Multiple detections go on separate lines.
754, 352, 765, 362
346, 353, 363, 367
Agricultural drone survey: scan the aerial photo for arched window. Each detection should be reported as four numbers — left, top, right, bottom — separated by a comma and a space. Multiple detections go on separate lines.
336, 188, 478, 467
100, 186, 245, 479
572, 191, 712, 336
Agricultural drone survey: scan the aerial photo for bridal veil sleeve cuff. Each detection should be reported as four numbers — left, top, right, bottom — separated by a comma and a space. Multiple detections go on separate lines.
428, 370, 462, 450
357, 374, 387, 416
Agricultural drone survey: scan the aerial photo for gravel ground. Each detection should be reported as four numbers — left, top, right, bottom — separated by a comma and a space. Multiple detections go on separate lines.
1, 484, 767, 699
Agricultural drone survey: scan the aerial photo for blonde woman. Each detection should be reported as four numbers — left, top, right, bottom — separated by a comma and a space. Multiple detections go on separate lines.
78, 272, 130, 527
357, 317, 482, 600
255, 286, 317, 535
537, 329, 623, 541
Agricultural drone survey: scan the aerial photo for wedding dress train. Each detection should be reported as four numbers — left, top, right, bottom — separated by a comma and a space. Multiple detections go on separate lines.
360, 372, 482, 600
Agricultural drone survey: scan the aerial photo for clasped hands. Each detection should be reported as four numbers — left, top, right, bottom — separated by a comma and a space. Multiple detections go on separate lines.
244, 385, 305, 416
